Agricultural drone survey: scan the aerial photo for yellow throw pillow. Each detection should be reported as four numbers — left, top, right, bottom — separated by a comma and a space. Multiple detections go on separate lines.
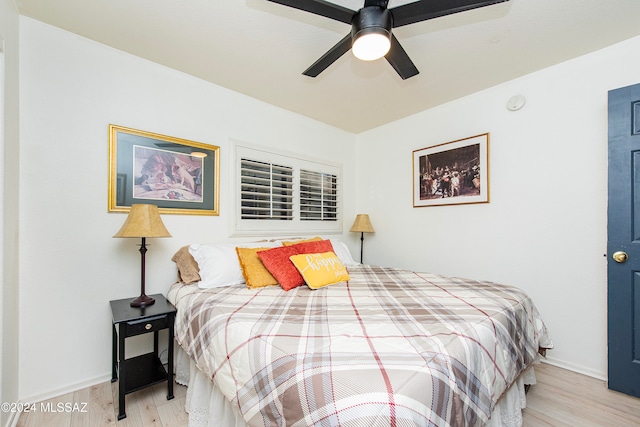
236, 247, 279, 289
289, 252, 350, 290
282, 236, 322, 246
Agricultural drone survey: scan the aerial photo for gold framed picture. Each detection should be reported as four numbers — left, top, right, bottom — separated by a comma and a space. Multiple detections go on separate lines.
108, 124, 220, 215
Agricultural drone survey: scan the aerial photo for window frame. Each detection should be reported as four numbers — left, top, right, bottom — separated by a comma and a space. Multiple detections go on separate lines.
232, 143, 343, 237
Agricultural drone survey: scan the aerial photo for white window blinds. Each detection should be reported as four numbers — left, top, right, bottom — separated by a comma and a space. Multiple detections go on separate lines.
240, 159, 293, 220
300, 170, 338, 221
234, 144, 342, 235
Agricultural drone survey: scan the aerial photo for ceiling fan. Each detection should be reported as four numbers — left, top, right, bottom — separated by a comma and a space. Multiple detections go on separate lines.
266, 0, 509, 79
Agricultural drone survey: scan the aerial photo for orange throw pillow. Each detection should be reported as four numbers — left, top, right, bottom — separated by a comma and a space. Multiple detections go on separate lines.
257, 246, 304, 291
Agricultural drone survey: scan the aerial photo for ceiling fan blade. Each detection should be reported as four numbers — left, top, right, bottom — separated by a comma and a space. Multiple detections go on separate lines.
391, 0, 509, 28
303, 33, 352, 77
363, 0, 389, 7
385, 35, 419, 80
265, 0, 354, 24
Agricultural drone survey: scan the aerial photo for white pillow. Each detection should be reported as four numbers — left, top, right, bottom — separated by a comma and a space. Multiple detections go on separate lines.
271, 237, 358, 265
189, 241, 281, 289
328, 239, 358, 265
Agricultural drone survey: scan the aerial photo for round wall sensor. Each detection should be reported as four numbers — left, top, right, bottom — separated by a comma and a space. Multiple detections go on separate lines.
506, 95, 526, 111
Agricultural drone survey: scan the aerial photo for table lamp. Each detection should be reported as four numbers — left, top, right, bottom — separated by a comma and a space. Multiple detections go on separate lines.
113, 204, 171, 307
349, 214, 375, 264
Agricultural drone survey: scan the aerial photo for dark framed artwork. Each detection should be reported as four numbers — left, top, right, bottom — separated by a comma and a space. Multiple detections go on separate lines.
108, 124, 220, 215
412, 133, 489, 207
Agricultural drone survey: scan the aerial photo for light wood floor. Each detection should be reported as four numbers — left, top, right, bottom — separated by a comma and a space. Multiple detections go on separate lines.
16, 362, 640, 426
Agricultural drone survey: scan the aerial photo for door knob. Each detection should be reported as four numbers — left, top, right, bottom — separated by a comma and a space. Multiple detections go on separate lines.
613, 251, 628, 263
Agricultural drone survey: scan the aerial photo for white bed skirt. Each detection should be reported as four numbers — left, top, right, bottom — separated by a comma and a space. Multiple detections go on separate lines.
175, 347, 537, 427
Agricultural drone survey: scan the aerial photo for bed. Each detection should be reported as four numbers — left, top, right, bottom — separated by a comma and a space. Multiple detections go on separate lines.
167, 238, 552, 427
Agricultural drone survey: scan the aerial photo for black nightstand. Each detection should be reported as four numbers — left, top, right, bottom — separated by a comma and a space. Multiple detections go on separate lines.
110, 294, 176, 420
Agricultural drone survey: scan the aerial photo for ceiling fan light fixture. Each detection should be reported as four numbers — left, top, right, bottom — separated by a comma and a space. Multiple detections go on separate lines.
269, 0, 509, 79
351, 6, 392, 61
352, 30, 391, 61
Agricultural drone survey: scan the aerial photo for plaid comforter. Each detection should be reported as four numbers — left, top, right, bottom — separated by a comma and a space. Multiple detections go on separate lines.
167, 265, 551, 427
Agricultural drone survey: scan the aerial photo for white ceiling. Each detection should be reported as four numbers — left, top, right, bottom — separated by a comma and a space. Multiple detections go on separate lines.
17, 0, 640, 133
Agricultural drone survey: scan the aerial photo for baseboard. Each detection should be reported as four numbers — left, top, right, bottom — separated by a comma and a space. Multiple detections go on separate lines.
19, 359, 171, 407
4, 411, 19, 427
19, 373, 112, 407
542, 356, 607, 381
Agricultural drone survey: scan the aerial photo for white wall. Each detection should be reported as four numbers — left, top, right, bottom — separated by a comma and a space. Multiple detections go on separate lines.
18, 17, 357, 401
356, 35, 640, 379
0, 0, 20, 425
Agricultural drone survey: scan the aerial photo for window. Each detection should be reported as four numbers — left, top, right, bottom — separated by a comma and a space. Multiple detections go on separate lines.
240, 159, 293, 220
300, 170, 338, 221
234, 144, 342, 235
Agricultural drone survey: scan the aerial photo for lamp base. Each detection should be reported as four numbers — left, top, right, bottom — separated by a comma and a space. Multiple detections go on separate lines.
130, 294, 155, 308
